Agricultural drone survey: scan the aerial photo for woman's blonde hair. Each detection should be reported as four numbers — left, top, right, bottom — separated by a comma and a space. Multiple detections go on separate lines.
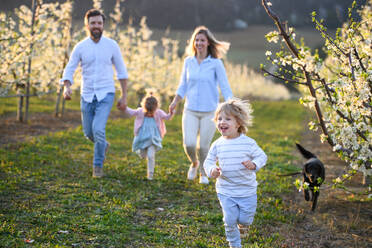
185, 26, 230, 58
141, 89, 159, 115
214, 98, 253, 134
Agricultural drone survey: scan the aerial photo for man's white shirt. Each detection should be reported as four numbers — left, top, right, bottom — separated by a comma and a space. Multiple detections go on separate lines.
61, 36, 128, 102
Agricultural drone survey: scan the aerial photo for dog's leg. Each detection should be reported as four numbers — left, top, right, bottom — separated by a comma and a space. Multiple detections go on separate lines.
304, 188, 310, 201
310, 188, 314, 201
311, 191, 319, 211
303, 174, 310, 201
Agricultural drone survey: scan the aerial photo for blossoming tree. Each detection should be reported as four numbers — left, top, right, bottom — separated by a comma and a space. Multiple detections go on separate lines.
261, 0, 371, 193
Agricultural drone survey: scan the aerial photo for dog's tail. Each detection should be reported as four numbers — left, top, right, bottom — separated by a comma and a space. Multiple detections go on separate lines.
296, 143, 316, 159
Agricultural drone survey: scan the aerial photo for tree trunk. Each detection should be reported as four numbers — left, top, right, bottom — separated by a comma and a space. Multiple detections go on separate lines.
24, 0, 38, 122
55, 0, 74, 118
17, 93, 24, 122
55, 86, 64, 117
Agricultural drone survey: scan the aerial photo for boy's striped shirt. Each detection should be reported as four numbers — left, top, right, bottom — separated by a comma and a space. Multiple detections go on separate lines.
204, 134, 267, 197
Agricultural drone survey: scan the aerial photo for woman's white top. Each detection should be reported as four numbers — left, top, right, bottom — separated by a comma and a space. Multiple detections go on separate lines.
176, 55, 233, 112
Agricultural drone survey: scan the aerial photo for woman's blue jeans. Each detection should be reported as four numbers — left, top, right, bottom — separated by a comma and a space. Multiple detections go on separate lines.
217, 193, 257, 248
81, 93, 114, 168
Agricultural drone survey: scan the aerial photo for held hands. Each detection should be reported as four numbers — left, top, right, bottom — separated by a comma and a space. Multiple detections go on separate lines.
168, 101, 177, 115
117, 96, 127, 111
242, 160, 256, 170
169, 108, 176, 116
211, 167, 221, 178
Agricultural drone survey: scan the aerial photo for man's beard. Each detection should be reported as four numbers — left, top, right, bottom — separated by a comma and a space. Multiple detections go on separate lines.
90, 29, 102, 40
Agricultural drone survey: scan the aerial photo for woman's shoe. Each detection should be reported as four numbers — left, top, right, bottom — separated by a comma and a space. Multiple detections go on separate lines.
187, 163, 199, 180
199, 176, 209, 184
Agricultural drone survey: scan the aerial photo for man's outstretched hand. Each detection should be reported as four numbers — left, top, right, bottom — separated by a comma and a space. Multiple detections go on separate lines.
63, 86, 72, 100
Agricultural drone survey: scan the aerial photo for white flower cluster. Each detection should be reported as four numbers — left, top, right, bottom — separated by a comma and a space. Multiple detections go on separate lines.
265, 31, 279, 43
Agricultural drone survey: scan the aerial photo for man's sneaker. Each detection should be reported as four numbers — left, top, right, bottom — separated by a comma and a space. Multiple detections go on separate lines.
92, 166, 104, 178
187, 163, 199, 180
199, 176, 209, 184
238, 224, 250, 238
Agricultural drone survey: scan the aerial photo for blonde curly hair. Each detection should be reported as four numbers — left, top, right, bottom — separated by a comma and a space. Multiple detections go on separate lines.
214, 98, 253, 134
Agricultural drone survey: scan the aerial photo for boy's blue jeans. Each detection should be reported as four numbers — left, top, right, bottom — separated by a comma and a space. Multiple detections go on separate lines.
81, 93, 114, 168
217, 193, 257, 248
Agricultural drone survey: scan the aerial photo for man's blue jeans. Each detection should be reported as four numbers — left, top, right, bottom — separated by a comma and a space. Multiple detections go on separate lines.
81, 93, 114, 168
217, 193, 257, 248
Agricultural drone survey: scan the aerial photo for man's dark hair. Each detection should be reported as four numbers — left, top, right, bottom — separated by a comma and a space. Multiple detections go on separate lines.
84, 9, 105, 25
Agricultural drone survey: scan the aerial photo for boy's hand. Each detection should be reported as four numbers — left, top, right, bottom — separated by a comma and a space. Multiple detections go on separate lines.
242, 160, 256, 170
211, 167, 221, 178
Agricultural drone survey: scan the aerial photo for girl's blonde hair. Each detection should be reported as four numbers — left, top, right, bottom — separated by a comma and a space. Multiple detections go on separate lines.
141, 89, 159, 115
185, 26, 230, 58
214, 98, 253, 134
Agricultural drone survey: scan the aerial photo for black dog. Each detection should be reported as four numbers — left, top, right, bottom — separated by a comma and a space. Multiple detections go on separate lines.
296, 143, 325, 211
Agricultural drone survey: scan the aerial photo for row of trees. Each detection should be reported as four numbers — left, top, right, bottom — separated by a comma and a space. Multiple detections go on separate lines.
261, 0, 371, 191
0, 0, 289, 122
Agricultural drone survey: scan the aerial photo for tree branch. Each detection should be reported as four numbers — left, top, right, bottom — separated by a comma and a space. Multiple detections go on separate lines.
313, 20, 348, 57
353, 47, 366, 72
262, 0, 334, 147
261, 68, 307, 85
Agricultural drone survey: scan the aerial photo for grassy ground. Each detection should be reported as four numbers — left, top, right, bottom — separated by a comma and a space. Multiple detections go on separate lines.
0, 100, 307, 247
0, 95, 81, 117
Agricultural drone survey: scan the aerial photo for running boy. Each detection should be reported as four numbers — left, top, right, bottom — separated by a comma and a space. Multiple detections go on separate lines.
204, 98, 267, 248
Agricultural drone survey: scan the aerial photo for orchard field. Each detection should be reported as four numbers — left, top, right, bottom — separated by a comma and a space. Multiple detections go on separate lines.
1, 0, 371, 247
0, 97, 371, 247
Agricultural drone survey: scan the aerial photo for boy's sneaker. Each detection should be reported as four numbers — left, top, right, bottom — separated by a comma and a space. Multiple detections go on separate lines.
238, 224, 250, 238
187, 163, 199, 180
199, 176, 209, 184
92, 166, 104, 178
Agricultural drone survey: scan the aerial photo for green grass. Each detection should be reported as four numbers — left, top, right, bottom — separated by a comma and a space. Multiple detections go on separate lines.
0, 100, 307, 247
0, 95, 81, 116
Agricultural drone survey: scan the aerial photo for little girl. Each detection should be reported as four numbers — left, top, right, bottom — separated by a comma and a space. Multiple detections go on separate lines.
203, 98, 267, 248
125, 91, 174, 180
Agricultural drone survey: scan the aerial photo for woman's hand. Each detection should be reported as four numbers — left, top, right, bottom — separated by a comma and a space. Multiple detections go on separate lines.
169, 101, 177, 114
169, 95, 181, 114
242, 160, 256, 170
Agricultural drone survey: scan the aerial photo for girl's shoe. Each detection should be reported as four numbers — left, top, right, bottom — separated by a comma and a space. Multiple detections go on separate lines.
187, 163, 199, 180
147, 172, 154, 180
199, 176, 209, 184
